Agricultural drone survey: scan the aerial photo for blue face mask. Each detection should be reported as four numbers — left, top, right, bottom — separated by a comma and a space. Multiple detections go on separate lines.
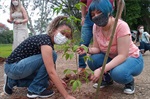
92, 13, 109, 27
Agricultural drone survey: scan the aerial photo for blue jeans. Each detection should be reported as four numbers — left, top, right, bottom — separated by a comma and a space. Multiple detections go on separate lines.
87, 52, 144, 84
139, 41, 150, 52
79, 14, 94, 68
4, 51, 57, 94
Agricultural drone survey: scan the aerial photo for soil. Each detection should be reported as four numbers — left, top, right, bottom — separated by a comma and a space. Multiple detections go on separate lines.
0, 51, 150, 99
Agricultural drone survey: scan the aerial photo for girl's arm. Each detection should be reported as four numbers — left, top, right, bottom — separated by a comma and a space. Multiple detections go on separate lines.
105, 34, 130, 72
41, 45, 74, 99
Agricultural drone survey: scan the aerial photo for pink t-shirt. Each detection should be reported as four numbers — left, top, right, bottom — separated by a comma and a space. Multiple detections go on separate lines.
93, 19, 140, 58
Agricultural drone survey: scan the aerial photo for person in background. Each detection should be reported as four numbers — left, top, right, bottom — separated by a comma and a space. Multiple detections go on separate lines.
77, 0, 143, 94
78, 0, 115, 73
7, 0, 28, 50
135, 25, 150, 54
3, 16, 76, 99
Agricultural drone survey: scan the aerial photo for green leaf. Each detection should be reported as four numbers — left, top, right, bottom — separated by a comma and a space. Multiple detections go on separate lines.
65, 53, 69, 60
72, 70, 77, 74
72, 80, 78, 91
69, 80, 75, 86
69, 53, 74, 59
76, 80, 82, 88
81, 45, 88, 53
75, 2, 86, 10
63, 69, 71, 75
72, 45, 79, 52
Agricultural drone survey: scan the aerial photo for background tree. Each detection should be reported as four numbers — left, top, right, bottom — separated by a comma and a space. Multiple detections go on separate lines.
0, 0, 149, 38
0, 30, 13, 44
122, 0, 150, 32
21, 0, 53, 35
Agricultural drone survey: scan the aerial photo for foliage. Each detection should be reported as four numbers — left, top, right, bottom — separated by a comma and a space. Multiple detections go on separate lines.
51, 0, 82, 42
0, 30, 13, 44
20, 0, 53, 35
61, 39, 92, 91
0, 44, 12, 58
63, 68, 93, 91
122, 0, 150, 32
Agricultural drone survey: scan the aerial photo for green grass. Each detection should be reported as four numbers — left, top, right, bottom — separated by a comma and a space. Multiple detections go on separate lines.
0, 44, 12, 58
0, 44, 66, 58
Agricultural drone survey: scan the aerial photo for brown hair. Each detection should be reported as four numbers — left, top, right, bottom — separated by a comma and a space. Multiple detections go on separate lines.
47, 16, 73, 38
136, 25, 144, 42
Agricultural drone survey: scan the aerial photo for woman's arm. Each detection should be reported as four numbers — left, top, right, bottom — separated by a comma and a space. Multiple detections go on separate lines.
88, 30, 101, 54
41, 45, 72, 99
7, 12, 14, 23
105, 35, 130, 72
146, 32, 150, 38
20, 6, 28, 24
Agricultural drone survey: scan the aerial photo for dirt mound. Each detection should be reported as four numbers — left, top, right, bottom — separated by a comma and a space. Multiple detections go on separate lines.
0, 57, 6, 64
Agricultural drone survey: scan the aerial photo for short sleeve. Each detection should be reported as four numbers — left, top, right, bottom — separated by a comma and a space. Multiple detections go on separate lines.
116, 20, 131, 39
37, 35, 53, 49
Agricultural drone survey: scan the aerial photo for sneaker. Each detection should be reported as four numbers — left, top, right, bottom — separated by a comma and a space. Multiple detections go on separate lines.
27, 89, 55, 98
3, 74, 13, 95
124, 80, 135, 94
93, 79, 113, 89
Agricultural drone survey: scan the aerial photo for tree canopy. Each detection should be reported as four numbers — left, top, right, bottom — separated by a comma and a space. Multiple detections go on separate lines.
0, 0, 149, 42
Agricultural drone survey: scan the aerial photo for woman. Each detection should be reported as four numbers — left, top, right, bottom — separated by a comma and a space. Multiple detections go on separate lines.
77, 0, 143, 95
135, 25, 150, 54
78, 0, 123, 73
4, 16, 76, 99
7, 0, 28, 50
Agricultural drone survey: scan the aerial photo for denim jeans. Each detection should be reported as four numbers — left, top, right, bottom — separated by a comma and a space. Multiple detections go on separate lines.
79, 13, 94, 68
87, 52, 144, 84
4, 51, 57, 94
139, 41, 150, 52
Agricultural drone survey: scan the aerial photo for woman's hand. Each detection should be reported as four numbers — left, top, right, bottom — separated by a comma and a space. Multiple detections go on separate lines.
76, 45, 88, 55
14, 21, 22, 24
7, 19, 14, 23
61, 79, 67, 88
65, 95, 76, 99
90, 68, 102, 83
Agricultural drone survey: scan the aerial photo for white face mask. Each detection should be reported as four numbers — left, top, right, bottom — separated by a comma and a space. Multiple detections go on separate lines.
54, 32, 68, 45
139, 29, 144, 33
12, 1, 19, 6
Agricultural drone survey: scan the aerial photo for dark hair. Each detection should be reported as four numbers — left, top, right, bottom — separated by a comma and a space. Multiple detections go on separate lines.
47, 16, 73, 38
136, 25, 143, 42
88, 0, 113, 20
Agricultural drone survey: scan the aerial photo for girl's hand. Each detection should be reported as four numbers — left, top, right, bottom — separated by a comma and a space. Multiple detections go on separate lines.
61, 79, 67, 88
90, 68, 102, 83
76, 45, 88, 55
65, 95, 76, 99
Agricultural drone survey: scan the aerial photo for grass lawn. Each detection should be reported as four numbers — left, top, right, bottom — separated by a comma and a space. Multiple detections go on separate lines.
0, 44, 65, 58
0, 44, 12, 58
